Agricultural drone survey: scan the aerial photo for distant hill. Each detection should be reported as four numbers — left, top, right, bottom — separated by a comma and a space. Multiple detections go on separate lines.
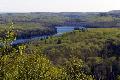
0, 10, 120, 28
108, 10, 120, 13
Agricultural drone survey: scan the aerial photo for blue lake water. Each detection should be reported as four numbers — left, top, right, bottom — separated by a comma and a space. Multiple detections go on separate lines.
56, 26, 76, 33
12, 26, 83, 45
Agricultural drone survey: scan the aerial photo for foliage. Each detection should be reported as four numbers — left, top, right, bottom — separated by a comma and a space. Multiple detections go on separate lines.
0, 22, 16, 55
2, 22, 120, 80
27, 28, 120, 80
0, 23, 95, 80
0, 54, 67, 80
64, 57, 94, 80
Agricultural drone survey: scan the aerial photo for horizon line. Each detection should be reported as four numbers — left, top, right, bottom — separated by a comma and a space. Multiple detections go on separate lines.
0, 10, 119, 13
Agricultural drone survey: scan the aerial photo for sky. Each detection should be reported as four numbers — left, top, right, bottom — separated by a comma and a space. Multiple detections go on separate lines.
0, 0, 120, 12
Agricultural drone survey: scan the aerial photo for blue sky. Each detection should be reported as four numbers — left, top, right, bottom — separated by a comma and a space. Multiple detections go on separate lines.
0, 0, 120, 12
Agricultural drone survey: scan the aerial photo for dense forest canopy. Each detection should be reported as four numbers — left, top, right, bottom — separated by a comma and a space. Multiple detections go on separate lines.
1, 23, 120, 79
24, 28, 120, 80
1, 10, 120, 80
0, 10, 120, 28
0, 10, 120, 39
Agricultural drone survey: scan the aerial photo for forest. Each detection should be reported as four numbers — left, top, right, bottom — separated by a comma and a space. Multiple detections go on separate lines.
1, 10, 120, 80
1, 22, 120, 80
1, 10, 120, 28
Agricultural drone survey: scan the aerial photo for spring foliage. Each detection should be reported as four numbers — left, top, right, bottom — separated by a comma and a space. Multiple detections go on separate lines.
0, 23, 94, 80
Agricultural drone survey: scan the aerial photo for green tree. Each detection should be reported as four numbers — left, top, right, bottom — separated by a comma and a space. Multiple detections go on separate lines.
0, 54, 67, 80
0, 22, 16, 56
64, 58, 94, 80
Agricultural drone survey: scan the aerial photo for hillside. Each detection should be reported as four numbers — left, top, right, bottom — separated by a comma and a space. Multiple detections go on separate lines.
0, 10, 120, 28
26, 28, 120, 80
1, 28, 120, 79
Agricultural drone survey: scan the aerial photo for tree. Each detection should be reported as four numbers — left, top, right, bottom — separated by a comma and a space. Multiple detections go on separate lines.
0, 22, 16, 56
63, 58, 94, 80
0, 53, 67, 80
0, 22, 26, 56
0, 23, 67, 80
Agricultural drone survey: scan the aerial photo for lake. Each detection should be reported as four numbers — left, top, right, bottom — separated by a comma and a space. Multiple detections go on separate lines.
12, 26, 83, 45
56, 26, 77, 33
